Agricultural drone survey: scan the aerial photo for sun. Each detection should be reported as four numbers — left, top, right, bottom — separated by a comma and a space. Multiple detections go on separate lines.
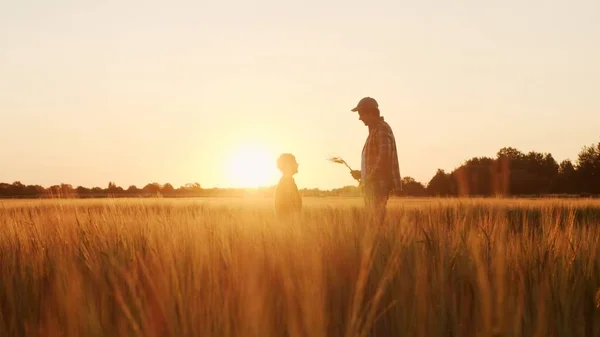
225, 146, 278, 188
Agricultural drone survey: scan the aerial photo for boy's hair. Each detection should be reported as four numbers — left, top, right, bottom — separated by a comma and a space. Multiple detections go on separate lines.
277, 153, 297, 171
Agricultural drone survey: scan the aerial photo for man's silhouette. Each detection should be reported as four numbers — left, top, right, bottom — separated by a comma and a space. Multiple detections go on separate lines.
349, 97, 402, 219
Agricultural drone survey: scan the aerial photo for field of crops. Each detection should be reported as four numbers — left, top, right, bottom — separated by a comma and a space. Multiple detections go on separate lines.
1, 197, 599, 336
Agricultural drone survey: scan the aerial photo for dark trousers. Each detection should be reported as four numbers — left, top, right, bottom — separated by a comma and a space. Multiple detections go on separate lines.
363, 184, 390, 224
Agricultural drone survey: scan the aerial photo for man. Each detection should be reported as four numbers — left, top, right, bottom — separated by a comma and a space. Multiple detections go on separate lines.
349, 97, 402, 217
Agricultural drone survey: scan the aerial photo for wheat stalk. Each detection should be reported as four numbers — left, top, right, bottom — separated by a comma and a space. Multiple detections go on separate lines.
327, 156, 354, 171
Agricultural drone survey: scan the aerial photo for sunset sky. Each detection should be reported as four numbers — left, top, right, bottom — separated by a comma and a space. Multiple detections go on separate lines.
1, 0, 599, 190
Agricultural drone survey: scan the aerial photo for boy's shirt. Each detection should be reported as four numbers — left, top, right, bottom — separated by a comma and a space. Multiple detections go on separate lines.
274, 175, 302, 216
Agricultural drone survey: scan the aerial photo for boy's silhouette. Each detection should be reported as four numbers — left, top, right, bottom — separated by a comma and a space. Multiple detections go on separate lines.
274, 153, 302, 218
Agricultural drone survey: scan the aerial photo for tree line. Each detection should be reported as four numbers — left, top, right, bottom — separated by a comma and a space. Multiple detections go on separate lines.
401, 141, 600, 197
1, 141, 599, 198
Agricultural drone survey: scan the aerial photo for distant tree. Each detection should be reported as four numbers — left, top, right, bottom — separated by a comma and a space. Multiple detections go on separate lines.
25, 184, 44, 197
107, 181, 123, 194
58, 184, 75, 197
127, 185, 139, 194
161, 183, 175, 195
496, 147, 524, 195
0, 181, 27, 196
497, 147, 525, 162
554, 159, 578, 194
400, 177, 427, 196
0, 183, 11, 196
521, 151, 559, 194
60, 184, 73, 190
427, 169, 454, 196
452, 157, 495, 196
47, 185, 62, 196
90, 187, 104, 195
559, 159, 576, 175
12, 181, 26, 195
181, 183, 202, 192
330, 185, 361, 197
143, 183, 161, 195
576, 142, 600, 194
76, 186, 91, 196
494, 147, 559, 195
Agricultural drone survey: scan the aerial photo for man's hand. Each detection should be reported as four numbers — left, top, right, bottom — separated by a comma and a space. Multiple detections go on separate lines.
350, 170, 361, 181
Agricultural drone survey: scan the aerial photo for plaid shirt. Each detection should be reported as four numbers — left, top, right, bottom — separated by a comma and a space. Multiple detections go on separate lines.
361, 117, 402, 195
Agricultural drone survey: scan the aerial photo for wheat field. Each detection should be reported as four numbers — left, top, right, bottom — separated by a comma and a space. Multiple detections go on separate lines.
1, 197, 599, 337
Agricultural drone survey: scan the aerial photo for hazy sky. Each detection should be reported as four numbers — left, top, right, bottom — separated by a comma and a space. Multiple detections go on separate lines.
1, 0, 599, 189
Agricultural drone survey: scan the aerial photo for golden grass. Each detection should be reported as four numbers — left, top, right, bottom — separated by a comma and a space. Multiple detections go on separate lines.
1, 197, 599, 336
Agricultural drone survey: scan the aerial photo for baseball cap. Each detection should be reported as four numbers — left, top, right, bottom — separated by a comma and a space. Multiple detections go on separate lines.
351, 97, 378, 112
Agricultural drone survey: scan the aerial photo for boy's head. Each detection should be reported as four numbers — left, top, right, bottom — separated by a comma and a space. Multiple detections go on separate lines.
277, 153, 299, 176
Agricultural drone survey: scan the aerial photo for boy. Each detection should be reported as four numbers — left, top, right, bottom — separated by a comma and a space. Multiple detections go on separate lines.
274, 153, 302, 218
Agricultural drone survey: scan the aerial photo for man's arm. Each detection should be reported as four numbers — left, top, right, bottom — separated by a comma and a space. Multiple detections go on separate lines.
351, 170, 362, 181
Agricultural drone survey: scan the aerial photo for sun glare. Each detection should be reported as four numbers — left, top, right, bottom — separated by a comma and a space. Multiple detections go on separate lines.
226, 146, 278, 188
